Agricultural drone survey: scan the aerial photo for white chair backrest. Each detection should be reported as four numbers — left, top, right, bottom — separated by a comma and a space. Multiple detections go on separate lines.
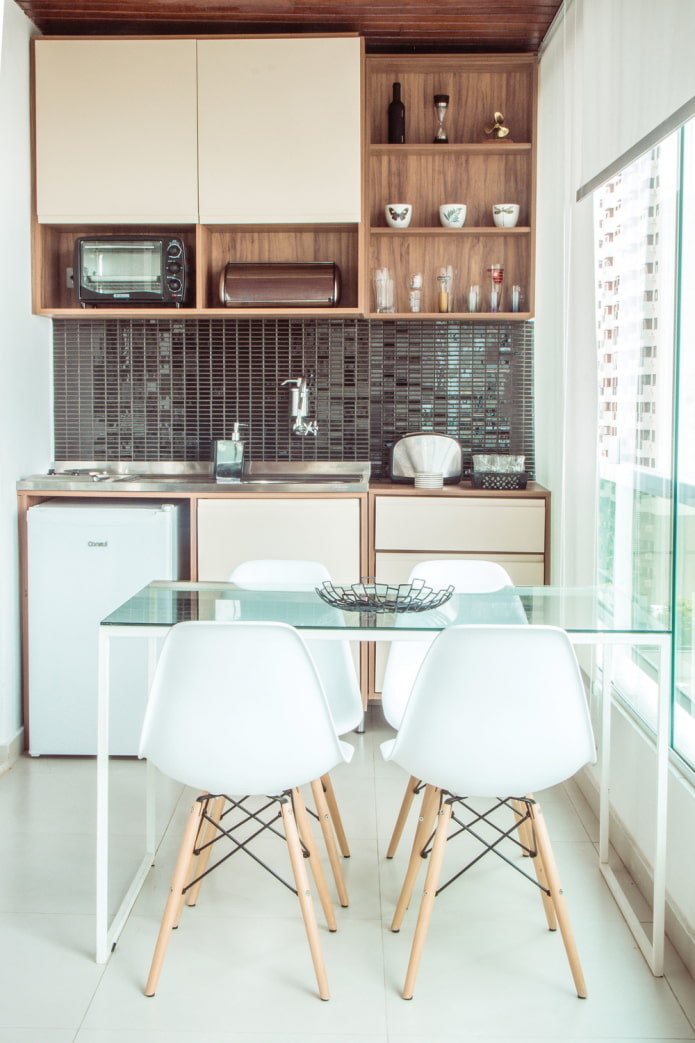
230, 558, 330, 589
229, 559, 363, 735
407, 558, 513, 593
381, 559, 514, 730
140, 620, 353, 796
384, 624, 596, 796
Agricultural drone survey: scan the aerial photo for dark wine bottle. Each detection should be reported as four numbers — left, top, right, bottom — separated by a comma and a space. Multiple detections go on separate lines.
387, 81, 406, 144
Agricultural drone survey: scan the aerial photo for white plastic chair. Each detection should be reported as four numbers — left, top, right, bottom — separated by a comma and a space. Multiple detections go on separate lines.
381, 624, 596, 1000
381, 560, 517, 857
229, 559, 363, 860
140, 620, 354, 1001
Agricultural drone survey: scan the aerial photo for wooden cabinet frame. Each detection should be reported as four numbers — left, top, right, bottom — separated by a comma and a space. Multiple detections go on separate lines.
31, 42, 536, 320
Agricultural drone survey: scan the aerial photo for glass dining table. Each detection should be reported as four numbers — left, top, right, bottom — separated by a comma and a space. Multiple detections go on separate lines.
96, 581, 672, 975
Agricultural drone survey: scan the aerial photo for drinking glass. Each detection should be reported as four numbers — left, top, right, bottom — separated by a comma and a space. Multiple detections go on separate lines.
487, 264, 504, 312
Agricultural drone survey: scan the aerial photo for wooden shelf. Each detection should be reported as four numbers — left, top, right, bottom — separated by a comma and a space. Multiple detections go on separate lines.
38, 306, 363, 319
369, 142, 533, 154
366, 311, 532, 320
370, 226, 531, 235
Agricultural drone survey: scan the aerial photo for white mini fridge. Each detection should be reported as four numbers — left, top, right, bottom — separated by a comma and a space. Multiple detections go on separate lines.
27, 500, 181, 755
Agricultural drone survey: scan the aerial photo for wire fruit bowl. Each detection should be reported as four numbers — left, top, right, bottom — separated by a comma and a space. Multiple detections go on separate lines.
316, 577, 454, 613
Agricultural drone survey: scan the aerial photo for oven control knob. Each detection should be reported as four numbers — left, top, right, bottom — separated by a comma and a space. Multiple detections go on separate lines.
167, 277, 182, 294
166, 241, 183, 260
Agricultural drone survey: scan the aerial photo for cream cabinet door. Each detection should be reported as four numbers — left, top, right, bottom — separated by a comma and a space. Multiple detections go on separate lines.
34, 39, 199, 223
196, 37, 362, 223
197, 497, 362, 580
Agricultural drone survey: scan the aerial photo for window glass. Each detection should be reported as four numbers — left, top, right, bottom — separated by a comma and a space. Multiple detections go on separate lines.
594, 131, 679, 740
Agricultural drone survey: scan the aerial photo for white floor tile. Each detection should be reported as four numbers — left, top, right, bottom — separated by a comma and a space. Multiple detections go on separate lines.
0, 710, 693, 1043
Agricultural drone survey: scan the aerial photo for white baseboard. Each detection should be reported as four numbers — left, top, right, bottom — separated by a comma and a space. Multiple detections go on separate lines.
0, 729, 24, 775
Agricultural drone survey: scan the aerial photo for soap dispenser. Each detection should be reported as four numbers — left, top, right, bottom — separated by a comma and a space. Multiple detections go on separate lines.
214, 424, 246, 482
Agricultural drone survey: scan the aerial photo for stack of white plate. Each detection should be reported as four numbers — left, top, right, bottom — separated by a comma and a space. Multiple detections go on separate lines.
413, 472, 444, 489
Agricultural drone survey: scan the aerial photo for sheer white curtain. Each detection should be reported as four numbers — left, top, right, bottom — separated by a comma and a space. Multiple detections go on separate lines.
536, 0, 695, 586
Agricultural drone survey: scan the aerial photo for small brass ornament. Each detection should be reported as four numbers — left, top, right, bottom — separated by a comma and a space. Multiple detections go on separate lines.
484, 111, 511, 140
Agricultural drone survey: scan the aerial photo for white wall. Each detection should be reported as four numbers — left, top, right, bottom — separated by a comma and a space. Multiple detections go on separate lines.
536, 0, 695, 973
0, 0, 51, 761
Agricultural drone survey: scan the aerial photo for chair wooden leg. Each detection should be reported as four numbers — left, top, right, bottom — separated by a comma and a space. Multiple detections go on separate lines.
511, 797, 533, 853
391, 784, 441, 932
291, 786, 338, 932
402, 800, 453, 1000
145, 798, 205, 997
320, 772, 350, 858
529, 802, 587, 998
185, 794, 226, 910
280, 799, 331, 1001
311, 778, 349, 908
386, 775, 421, 859
511, 797, 557, 931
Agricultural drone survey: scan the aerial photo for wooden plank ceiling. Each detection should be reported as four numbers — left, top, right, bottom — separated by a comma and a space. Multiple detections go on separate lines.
12, 0, 563, 52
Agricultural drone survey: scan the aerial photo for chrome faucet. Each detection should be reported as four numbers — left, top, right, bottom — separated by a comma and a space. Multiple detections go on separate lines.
281, 374, 318, 437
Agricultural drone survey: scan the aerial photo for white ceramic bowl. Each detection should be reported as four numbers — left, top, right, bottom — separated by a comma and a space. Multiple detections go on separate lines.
439, 204, 467, 229
492, 203, 520, 228
385, 203, 413, 229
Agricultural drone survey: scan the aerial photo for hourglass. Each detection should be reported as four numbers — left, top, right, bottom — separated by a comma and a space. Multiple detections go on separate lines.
433, 94, 449, 144
487, 264, 504, 312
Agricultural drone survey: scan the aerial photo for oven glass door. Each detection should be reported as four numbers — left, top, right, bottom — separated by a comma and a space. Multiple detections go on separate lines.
80, 241, 164, 296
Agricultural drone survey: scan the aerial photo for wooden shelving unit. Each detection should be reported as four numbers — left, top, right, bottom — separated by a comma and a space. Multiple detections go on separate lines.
364, 53, 537, 319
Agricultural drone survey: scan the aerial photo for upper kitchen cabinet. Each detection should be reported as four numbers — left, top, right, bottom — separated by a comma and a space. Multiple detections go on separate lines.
31, 34, 363, 315
365, 54, 537, 319
196, 36, 362, 225
33, 38, 199, 223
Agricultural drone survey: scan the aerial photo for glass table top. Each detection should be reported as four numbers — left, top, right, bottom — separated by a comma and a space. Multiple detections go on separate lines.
101, 582, 671, 636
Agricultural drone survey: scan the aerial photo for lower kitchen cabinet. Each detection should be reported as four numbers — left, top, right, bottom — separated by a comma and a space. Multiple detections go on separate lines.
369, 488, 549, 694
197, 496, 364, 581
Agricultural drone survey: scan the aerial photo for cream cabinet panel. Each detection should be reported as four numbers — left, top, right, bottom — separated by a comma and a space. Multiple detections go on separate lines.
197, 37, 362, 223
375, 496, 546, 554
34, 39, 199, 223
197, 498, 361, 580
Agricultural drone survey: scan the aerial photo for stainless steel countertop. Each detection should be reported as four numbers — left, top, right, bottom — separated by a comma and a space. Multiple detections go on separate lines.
17, 460, 372, 494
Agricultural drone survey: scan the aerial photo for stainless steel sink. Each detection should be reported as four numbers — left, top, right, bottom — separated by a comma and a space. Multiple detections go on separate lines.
240, 462, 369, 487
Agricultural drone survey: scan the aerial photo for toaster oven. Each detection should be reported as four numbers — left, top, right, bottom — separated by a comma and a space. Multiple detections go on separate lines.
74, 234, 188, 306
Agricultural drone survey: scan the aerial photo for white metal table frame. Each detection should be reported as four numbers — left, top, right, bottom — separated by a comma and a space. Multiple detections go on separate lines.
95, 588, 672, 977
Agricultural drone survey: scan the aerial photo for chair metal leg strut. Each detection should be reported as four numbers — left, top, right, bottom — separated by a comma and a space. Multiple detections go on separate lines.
393, 789, 587, 1000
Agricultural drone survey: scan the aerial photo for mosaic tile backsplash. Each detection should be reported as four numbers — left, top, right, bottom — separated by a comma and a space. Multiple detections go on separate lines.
52, 318, 535, 479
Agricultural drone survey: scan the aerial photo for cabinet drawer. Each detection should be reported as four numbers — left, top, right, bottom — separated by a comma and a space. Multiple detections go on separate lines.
375, 552, 545, 587
375, 496, 545, 553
